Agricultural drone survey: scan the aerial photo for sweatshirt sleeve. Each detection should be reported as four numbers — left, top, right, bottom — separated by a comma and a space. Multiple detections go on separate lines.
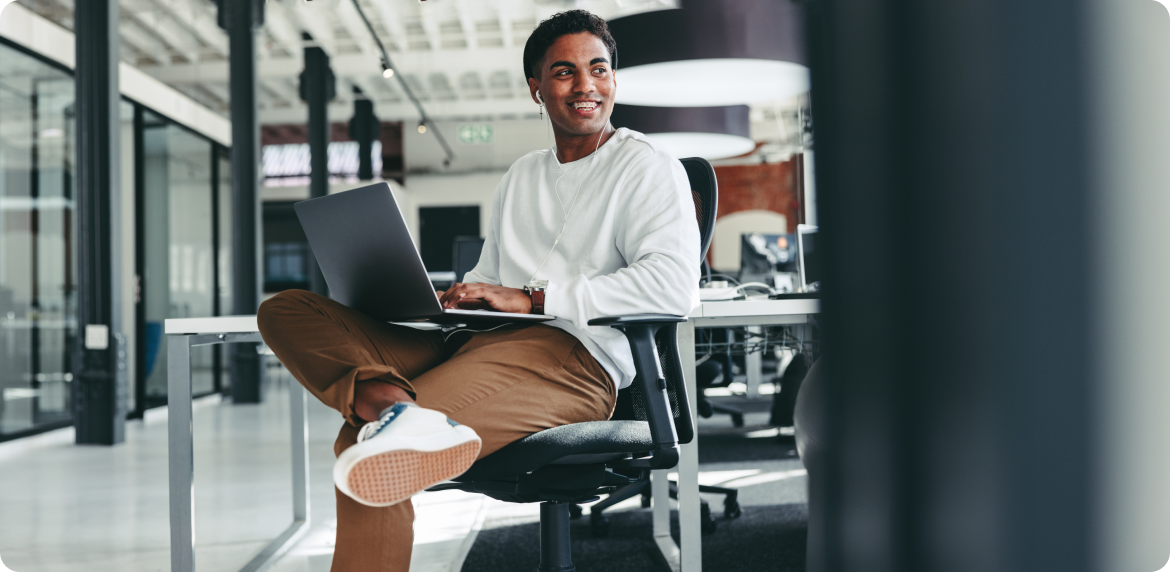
544, 152, 701, 325
460, 175, 505, 286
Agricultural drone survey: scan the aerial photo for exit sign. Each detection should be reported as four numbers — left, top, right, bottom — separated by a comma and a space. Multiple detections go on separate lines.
458, 124, 494, 145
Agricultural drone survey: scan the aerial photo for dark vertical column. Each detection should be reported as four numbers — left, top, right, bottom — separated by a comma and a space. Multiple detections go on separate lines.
130, 104, 146, 419
73, 0, 126, 445
217, 0, 265, 403
804, 0, 1092, 571
209, 146, 222, 396
349, 87, 380, 182
299, 37, 335, 296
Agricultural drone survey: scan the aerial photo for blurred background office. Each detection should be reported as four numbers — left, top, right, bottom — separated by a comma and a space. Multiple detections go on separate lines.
5, 0, 1170, 572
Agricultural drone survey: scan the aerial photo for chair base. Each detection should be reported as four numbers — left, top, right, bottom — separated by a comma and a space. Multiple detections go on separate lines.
539, 501, 576, 572
581, 477, 739, 537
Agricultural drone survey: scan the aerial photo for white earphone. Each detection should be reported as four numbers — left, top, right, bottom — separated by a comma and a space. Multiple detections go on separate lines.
536, 91, 544, 104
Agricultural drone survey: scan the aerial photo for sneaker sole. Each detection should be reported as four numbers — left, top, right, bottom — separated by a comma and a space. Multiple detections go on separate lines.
335, 428, 481, 507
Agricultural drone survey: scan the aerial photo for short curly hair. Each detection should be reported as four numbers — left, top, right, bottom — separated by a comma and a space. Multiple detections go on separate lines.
522, 10, 617, 81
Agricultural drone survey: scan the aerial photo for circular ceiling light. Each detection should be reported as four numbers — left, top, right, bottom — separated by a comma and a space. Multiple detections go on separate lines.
616, 59, 809, 107
609, 0, 807, 107
612, 104, 756, 161
644, 133, 757, 161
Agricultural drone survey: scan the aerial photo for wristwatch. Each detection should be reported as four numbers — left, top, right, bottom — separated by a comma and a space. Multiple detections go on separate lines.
524, 280, 548, 315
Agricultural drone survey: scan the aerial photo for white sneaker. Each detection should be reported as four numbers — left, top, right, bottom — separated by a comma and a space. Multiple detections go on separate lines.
334, 402, 482, 507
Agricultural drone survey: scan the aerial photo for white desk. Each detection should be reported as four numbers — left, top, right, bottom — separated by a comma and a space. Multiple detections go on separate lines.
654, 297, 820, 572
164, 316, 310, 572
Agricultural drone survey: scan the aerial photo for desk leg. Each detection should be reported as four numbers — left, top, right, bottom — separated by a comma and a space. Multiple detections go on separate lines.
745, 326, 763, 399
290, 386, 310, 523
167, 335, 195, 572
651, 469, 679, 571
678, 321, 702, 571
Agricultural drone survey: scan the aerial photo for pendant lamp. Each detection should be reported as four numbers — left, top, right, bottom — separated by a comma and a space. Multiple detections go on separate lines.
608, 0, 808, 106
611, 104, 756, 160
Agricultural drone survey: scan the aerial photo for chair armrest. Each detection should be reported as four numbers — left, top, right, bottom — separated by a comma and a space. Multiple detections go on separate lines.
587, 314, 687, 327
590, 314, 688, 470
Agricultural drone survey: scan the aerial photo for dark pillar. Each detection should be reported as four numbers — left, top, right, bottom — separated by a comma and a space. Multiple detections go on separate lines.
73, 0, 127, 445
348, 87, 380, 182
217, 0, 265, 403
299, 37, 335, 296
805, 0, 1092, 571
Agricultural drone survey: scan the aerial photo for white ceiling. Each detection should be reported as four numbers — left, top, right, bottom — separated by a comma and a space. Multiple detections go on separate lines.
15, 0, 678, 124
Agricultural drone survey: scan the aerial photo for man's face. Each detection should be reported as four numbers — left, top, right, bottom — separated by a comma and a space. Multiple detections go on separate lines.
528, 32, 617, 137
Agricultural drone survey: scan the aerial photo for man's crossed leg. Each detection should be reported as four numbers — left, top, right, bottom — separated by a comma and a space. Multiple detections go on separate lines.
257, 289, 614, 572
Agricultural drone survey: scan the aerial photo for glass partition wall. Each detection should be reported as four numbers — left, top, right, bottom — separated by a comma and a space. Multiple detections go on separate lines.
0, 43, 77, 439
0, 40, 234, 439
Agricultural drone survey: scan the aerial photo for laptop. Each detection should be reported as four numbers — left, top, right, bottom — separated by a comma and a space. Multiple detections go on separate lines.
294, 182, 554, 325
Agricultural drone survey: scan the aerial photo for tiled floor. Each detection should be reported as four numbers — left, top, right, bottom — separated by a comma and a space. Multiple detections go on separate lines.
0, 374, 485, 572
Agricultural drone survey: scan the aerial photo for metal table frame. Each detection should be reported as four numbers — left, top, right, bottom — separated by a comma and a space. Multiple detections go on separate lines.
166, 323, 310, 572
652, 298, 819, 572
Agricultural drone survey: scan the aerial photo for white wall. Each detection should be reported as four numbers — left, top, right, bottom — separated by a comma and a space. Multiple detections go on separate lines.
405, 118, 547, 174
1089, 1, 1170, 570
260, 171, 504, 251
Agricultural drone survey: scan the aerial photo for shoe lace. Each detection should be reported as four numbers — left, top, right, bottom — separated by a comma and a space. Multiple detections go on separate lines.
357, 406, 403, 442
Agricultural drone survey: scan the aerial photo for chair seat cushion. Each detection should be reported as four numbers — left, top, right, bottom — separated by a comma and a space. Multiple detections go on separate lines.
457, 421, 654, 482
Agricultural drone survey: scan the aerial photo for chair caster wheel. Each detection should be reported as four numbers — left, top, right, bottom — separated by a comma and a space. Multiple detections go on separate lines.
590, 513, 611, 537
731, 413, 745, 428
640, 494, 652, 508
701, 504, 717, 534
569, 504, 583, 519
724, 499, 742, 519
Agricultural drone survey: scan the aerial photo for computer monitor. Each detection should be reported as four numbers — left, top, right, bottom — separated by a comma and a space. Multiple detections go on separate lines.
797, 224, 820, 291
740, 232, 798, 276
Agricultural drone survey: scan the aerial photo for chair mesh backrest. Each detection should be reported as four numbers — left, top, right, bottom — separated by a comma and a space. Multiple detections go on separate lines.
681, 157, 718, 264
611, 326, 694, 445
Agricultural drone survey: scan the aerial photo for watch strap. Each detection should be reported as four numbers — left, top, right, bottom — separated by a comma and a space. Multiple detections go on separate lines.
530, 290, 545, 315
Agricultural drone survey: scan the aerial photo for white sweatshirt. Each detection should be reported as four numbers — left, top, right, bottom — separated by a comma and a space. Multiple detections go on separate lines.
462, 128, 700, 390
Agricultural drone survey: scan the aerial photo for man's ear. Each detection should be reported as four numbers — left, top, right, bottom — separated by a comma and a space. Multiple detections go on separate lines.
527, 77, 542, 105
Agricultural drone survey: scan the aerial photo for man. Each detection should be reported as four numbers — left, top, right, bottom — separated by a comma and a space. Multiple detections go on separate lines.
257, 10, 699, 571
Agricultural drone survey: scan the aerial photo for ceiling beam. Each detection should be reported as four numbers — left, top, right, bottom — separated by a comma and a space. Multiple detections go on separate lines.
368, 0, 408, 53
138, 46, 524, 85
139, 0, 227, 56
258, 97, 537, 124
456, 0, 478, 50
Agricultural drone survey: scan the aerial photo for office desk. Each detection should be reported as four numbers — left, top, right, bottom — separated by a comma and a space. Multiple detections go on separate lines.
164, 316, 310, 572
656, 298, 820, 572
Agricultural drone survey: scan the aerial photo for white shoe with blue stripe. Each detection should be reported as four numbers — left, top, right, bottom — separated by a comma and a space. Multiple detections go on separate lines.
334, 402, 481, 507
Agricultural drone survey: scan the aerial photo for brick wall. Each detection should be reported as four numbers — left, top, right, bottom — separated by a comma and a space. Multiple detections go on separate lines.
713, 155, 803, 232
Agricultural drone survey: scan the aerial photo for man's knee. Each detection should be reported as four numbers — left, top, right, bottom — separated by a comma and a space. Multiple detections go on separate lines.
257, 289, 320, 340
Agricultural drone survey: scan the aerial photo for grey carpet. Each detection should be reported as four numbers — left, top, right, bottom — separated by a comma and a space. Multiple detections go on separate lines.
462, 394, 808, 572
461, 503, 807, 572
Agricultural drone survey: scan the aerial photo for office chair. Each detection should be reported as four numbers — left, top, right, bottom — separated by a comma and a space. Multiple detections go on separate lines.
427, 157, 718, 571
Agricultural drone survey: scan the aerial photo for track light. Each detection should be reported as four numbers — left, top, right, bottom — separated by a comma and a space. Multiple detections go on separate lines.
382, 67, 394, 79
418, 122, 427, 134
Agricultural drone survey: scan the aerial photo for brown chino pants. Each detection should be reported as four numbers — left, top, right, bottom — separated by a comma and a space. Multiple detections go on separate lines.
256, 289, 616, 572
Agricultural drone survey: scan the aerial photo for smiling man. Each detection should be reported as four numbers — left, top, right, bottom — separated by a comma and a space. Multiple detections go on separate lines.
257, 10, 698, 571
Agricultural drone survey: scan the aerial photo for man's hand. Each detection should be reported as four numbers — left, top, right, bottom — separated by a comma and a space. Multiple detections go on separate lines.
439, 283, 532, 314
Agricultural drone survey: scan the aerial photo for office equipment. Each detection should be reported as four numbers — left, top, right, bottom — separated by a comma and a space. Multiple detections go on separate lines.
294, 183, 550, 325
797, 224, 820, 292
740, 232, 798, 276
452, 236, 485, 283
